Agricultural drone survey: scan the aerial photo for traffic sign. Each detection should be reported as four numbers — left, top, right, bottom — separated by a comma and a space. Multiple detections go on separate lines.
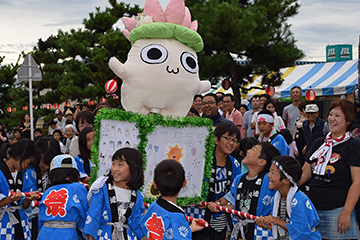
17, 53, 42, 141
17, 54, 42, 82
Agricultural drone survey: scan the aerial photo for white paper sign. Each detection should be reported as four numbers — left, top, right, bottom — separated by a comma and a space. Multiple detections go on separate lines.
143, 125, 209, 199
97, 120, 140, 177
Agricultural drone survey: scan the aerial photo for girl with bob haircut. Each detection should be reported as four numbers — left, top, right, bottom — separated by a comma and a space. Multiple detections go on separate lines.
37, 154, 88, 240
299, 99, 360, 239
0, 139, 40, 240
75, 127, 95, 183
25, 137, 61, 239
84, 148, 145, 240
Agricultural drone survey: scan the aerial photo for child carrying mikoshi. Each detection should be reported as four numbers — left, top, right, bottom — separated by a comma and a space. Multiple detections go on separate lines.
255, 156, 321, 239
257, 110, 289, 156
209, 142, 280, 240
84, 148, 145, 240
193, 122, 242, 240
37, 154, 88, 240
140, 159, 205, 239
0, 140, 40, 240
75, 127, 95, 183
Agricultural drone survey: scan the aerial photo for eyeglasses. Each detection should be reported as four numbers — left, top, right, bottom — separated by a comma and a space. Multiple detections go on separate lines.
222, 136, 238, 143
203, 101, 216, 105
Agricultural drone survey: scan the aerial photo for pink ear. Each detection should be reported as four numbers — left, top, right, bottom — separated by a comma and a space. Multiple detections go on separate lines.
164, 0, 185, 24
122, 29, 130, 40
144, 0, 165, 22
122, 17, 136, 31
180, 7, 191, 28
190, 20, 198, 31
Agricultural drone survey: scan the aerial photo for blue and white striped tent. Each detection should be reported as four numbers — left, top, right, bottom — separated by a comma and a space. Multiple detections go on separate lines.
209, 59, 359, 99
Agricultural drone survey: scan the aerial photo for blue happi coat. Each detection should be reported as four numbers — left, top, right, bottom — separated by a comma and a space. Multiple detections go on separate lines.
272, 190, 321, 240
83, 176, 144, 240
74, 156, 92, 179
141, 198, 192, 240
37, 182, 88, 240
224, 172, 276, 240
0, 170, 34, 240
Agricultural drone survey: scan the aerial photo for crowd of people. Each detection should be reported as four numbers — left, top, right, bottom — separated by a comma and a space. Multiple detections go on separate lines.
1, 87, 360, 240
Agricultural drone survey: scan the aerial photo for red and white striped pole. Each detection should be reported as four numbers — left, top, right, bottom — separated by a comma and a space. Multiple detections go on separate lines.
199, 201, 257, 220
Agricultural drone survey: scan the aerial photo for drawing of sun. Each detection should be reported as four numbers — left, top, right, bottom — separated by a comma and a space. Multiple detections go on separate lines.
166, 144, 184, 162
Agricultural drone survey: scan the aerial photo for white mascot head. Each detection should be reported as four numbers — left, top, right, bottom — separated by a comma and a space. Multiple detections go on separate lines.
108, 0, 211, 117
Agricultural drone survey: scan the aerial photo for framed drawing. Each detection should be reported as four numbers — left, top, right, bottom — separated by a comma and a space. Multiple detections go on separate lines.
91, 108, 214, 206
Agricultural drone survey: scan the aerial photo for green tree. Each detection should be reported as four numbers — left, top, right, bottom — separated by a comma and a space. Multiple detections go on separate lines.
22, 1, 142, 122
188, 0, 304, 107
0, 56, 23, 127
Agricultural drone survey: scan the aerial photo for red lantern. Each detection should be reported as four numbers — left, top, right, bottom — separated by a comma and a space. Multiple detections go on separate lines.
53, 103, 59, 109
113, 95, 119, 100
305, 89, 316, 101
105, 78, 118, 94
12, 108, 16, 112
32, 105, 35, 109
65, 101, 70, 107
23, 106, 29, 111
221, 79, 231, 90
265, 86, 275, 97
7, 107, 11, 113
89, 100, 95, 106
46, 103, 52, 109
100, 97, 107, 103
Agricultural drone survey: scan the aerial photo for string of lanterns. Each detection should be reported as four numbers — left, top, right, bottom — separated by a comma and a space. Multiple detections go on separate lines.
7, 77, 120, 113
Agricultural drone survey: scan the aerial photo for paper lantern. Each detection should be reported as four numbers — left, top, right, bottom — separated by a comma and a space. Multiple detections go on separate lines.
23, 106, 29, 111
221, 79, 231, 90
65, 101, 70, 107
46, 103, 52, 109
32, 105, 35, 109
89, 99, 95, 106
113, 95, 119, 100
12, 108, 16, 112
53, 103, 59, 109
100, 97, 107, 103
105, 78, 118, 93
265, 86, 275, 97
305, 89, 316, 101
7, 107, 11, 113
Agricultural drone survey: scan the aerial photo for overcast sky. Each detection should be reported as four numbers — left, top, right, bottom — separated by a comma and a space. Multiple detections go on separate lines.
0, 0, 359, 65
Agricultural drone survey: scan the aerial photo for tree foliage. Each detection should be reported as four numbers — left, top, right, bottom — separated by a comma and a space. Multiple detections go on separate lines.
0, 56, 23, 127
8, 1, 141, 125
3, 0, 304, 126
188, 0, 304, 106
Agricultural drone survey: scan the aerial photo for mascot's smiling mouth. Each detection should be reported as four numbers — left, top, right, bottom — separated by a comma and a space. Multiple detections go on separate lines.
166, 66, 179, 74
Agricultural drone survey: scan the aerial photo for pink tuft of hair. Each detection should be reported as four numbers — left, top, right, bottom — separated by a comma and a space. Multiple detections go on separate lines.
122, 0, 198, 36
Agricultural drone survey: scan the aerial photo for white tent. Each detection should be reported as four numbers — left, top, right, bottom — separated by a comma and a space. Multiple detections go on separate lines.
209, 59, 359, 99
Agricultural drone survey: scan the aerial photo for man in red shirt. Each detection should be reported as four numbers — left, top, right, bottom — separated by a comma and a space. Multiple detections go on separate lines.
223, 94, 243, 139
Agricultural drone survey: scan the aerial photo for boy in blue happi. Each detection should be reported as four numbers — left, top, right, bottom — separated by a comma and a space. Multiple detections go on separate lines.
257, 110, 289, 156
141, 159, 204, 240
210, 142, 280, 240
0, 140, 40, 240
84, 148, 145, 240
255, 156, 321, 239
191, 122, 241, 240
38, 154, 88, 240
